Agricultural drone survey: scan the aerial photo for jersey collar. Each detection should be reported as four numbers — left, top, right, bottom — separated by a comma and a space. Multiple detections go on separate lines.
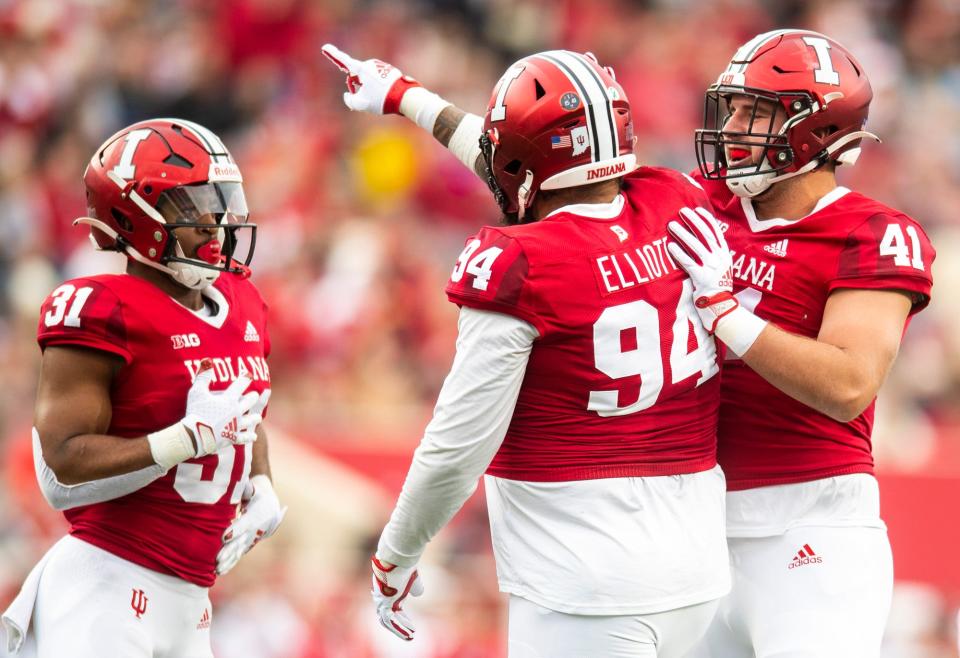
174, 284, 230, 329
546, 193, 625, 220
741, 186, 851, 233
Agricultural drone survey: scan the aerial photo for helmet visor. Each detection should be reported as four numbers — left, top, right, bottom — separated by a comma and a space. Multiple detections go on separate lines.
157, 182, 256, 273
157, 182, 249, 225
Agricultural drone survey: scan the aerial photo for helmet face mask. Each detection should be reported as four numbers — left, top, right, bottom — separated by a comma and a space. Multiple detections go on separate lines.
697, 88, 802, 182
155, 181, 256, 276
79, 119, 257, 289
694, 30, 878, 198
479, 129, 522, 225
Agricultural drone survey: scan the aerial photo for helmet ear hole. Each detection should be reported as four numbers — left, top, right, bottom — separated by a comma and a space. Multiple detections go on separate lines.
111, 208, 133, 232
812, 125, 839, 140
503, 159, 523, 176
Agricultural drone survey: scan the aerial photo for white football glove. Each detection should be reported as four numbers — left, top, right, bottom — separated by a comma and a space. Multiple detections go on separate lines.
666, 207, 739, 334
371, 556, 424, 641
321, 43, 422, 115
182, 363, 261, 455
216, 474, 286, 575
147, 359, 262, 470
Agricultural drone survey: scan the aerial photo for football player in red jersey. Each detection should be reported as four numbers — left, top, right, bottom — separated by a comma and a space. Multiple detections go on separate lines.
666, 30, 934, 657
1, 119, 286, 658
324, 28, 935, 656
325, 47, 729, 657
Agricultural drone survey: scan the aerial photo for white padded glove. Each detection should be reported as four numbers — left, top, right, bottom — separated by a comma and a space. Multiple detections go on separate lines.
666, 206, 739, 334
321, 43, 422, 115
216, 474, 286, 575
148, 359, 262, 470
667, 207, 767, 355
371, 556, 424, 641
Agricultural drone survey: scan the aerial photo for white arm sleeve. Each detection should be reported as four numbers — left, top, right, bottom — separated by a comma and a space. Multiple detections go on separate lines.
376, 307, 537, 567
33, 428, 166, 510
447, 113, 484, 172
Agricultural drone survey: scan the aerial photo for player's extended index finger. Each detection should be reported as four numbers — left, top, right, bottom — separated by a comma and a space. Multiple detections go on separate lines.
321, 44, 360, 74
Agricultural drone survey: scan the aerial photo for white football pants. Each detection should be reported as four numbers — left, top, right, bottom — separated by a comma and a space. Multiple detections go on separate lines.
688, 525, 893, 658
507, 594, 721, 657
30, 535, 213, 658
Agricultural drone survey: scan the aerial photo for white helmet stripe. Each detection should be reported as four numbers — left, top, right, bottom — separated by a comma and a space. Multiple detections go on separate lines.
565, 51, 619, 159
537, 51, 617, 162
163, 118, 232, 164
727, 29, 793, 75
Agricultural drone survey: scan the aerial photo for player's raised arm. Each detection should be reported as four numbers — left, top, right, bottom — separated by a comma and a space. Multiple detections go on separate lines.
322, 44, 486, 178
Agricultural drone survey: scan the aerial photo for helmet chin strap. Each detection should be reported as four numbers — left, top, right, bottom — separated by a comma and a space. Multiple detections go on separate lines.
515, 170, 535, 222
73, 216, 220, 290
726, 130, 881, 199
167, 238, 221, 290
167, 260, 220, 290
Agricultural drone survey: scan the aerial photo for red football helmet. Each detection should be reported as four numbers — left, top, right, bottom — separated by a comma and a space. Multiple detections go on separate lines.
479, 50, 636, 223
695, 30, 879, 198
78, 118, 256, 289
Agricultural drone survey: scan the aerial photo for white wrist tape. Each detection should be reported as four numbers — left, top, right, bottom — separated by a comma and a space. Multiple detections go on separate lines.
147, 422, 195, 470
448, 113, 484, 172
714, 305, 769, 357
399, 87, 452, 132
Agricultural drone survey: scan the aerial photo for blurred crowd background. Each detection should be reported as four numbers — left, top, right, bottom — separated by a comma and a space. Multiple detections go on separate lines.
0, 0, 958, 656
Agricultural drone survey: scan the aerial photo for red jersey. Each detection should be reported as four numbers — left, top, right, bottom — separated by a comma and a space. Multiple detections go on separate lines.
37, 272, 271, 586
695, 174, 935, 490
446, 167, 722, 481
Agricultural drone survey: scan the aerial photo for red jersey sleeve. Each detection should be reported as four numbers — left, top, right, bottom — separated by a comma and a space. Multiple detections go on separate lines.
831, 213, 935, 313
37, 279, 132, 363
444, 226, 543, 334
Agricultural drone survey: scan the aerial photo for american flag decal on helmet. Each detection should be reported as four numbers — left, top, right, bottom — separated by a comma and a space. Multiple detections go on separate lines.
535, 51, 619, 163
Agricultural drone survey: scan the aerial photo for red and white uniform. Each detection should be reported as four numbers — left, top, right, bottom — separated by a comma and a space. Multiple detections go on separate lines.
689, 174, 934, 658
378, 167, 729, 621
695, 175, 933, 495
453, 170, 722, 482
36, 272, 271, 586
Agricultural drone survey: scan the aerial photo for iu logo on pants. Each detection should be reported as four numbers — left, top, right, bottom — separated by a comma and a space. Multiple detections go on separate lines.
131, 588, 148, 619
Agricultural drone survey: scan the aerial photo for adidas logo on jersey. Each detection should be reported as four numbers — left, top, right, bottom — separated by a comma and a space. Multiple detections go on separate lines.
763, 239, 789, 257
197, 608, 211, 630
788, 543, 822, 569
244, 321, 260, 343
